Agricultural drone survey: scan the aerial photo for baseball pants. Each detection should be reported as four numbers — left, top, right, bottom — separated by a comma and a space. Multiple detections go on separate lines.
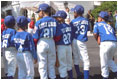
72, 39, 90, 70
100, 41, 117, 78
57, 45, 73, 78
17, 51, 34, 79
3, 47, 17, 77
37, 38, 56, 79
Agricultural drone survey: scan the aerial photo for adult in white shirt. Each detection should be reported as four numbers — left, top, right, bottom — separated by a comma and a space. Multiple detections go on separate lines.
65, 7, 70, 24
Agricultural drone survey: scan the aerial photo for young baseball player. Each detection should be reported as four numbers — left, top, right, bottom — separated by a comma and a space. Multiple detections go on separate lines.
70, 5, 90, 79
93, 11, 117, 79
2, 15, 17, 79
53, 10, 73, 79
13, 16, 37, 79
33, 3, 61, 79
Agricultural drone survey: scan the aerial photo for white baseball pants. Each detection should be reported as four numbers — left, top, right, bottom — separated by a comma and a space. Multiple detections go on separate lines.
37, 38, 56, 79
57, 45, 73, 78
17, 51, 34, 79
72, 39, 90, 70
100, 41, 117, 78
3, 47, 17, 77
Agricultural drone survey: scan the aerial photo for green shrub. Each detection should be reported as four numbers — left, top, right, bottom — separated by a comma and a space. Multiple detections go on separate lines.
91, 1, 117, 20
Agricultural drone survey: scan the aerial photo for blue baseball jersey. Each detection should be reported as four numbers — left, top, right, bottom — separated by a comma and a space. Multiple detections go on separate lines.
93, 21, 117, 42
2, 28, 16, 48
13, 31, 37, 59
56, 23, 72, 45
33, 16, 60, 39
70, 16, 89, 42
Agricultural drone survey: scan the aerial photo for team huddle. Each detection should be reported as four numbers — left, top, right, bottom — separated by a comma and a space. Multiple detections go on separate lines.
1, 3, 117, 79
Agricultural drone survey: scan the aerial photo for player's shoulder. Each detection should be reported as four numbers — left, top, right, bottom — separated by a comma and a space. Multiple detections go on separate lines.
8, 28, 16, 31
3, 28, 16, 34
79, 16, 88, 21
96, 21, 106, 27
23, 31, 32, 37
71, 18, 77, 23
71, 16, 85, 22
36, 16, 57, 24
16, 31, 32, 38
35, 19, 41, 25
63, 23, 71, 27
42, 16, 56, 21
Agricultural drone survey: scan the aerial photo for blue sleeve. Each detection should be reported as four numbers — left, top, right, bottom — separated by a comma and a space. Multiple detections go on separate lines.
32, 21, 40, 39
28, 34, 37, 59
70, 21, 75, 40
93, 24, 99, 34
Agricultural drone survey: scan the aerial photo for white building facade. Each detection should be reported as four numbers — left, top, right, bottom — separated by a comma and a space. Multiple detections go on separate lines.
1, 1, 101, 20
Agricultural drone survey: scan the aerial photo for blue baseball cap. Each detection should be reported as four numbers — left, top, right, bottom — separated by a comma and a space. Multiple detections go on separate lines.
99, 11, 109, 19
36, 3, 50, 13
71, 5, 84, 14
52, 10, 67, 19
4, 15, 15, 27
16, 16, 31, 27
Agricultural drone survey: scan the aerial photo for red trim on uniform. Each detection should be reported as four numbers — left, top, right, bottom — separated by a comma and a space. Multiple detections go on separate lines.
34, 39, 38, 47
54, 36, 61, 42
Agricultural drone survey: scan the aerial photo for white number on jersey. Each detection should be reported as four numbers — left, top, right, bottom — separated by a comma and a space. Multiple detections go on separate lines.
103, 24, 113, 34
43, 28, 53, 38
2, 40, 8, 48
75, 25, 85, 35
63, 33, 71, 44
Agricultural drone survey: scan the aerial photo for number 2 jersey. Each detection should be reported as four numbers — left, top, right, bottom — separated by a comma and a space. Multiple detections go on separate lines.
13, 31, 37, 59
33, 16, 60, 39
70, 16, 89, 42
93, 21, 117, 42
2, 28, 16, 48
56, 23, 72, 45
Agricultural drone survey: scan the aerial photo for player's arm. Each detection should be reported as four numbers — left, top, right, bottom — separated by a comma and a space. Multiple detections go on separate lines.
54, 22, 62, 42
93, 24, 100, 45
28, 34, 37, 64
93, 33, 100, 45
70, 21, 75, 41
32, 22, 40, 47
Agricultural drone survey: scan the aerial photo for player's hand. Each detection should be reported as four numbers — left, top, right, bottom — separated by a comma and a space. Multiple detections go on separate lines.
34, 59, 37, 64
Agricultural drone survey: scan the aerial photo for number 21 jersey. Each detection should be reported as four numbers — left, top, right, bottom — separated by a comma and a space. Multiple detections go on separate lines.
33, 16, 58, 39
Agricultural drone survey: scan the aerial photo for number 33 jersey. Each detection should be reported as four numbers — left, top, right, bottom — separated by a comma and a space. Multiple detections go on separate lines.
56, 23, 72, 45
70, 16, 89, 42
2, 28, 16, 48
93, 21, 117, 42
33, 16, 58, 39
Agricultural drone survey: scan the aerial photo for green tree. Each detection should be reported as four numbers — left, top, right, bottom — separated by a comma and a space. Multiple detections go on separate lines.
91, 1, 117, 20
